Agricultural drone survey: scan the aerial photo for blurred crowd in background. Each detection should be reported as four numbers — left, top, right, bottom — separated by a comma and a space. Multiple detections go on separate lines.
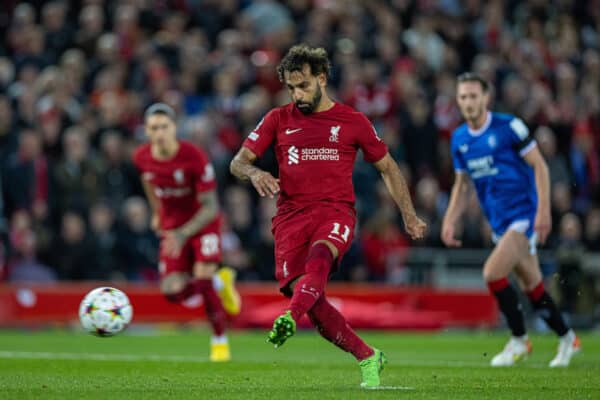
0, 0, 599, 304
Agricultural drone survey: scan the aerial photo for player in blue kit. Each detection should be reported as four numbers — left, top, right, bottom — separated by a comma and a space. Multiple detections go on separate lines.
442, 73, 580, 367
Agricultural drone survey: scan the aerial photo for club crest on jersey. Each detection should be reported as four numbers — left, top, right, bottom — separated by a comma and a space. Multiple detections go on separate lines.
329, 125, 340, 143
173, 169, 185, 184
459, 144, 469, 153
487, 134, 497, 149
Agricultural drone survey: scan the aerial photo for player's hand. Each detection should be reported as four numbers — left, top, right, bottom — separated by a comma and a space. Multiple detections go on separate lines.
441, 222, 462, 247
534, 207, 552, 245
404, 214, 427, 240
162, 230, 186, 258
249, 170, 280, 198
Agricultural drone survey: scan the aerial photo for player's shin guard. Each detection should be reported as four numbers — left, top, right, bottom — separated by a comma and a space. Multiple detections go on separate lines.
527, 281, 569, 336
289, 243, 333, 322
307, 295, 374, 361
192, 279, 226, 336
487, 277, 527, 337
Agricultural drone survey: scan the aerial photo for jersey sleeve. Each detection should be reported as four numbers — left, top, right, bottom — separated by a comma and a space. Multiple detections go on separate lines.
355, 114, 388, 163
450, 134, 467, 172
508, 117, 536, 157
190, 147, 217, 193
242, 108, 279, 157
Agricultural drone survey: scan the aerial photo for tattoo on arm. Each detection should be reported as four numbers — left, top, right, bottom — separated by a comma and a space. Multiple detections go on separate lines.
230, 148, 261, 181
177, 191, 219, 239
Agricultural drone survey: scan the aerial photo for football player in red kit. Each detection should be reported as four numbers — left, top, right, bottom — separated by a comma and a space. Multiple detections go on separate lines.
134, 103, 240, 362
230, 45, 426, 387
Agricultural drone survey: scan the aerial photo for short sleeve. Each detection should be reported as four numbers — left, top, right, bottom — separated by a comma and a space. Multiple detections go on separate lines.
242, 109, 278, 157
190, 147, 217, 193
355, 114, 388, 163
508, 117, 536, 157
450, 135, 467, 172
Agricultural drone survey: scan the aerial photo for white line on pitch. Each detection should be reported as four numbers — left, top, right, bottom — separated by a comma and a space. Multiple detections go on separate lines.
0, 351, 207, 362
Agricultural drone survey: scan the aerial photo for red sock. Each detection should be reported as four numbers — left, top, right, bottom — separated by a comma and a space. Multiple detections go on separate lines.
308, 295, 374, 361
289, 243, 333, 321
192, 279, 225, 336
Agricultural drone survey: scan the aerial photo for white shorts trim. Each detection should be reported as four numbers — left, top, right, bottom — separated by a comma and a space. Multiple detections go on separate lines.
492, 219, 537, 255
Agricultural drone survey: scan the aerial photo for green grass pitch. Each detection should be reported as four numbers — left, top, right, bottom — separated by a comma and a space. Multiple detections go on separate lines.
0, 329, 598, 399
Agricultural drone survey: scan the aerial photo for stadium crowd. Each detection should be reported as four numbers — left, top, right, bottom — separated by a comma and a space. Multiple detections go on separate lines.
0, 1, 598, 293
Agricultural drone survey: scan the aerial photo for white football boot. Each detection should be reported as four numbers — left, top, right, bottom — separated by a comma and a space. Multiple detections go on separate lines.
549, 331, 581, 367
490, 336, 532, 366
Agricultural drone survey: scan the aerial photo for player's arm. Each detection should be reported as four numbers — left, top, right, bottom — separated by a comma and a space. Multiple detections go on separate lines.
441, 171, 471, 247
442, 172, 470, 247
176, 190, 219, 239
162, 190, 219, 258
373, 152, 426, 240
523, 146, 551, 244
140, 179, 161, 232
230, 147, 280, 198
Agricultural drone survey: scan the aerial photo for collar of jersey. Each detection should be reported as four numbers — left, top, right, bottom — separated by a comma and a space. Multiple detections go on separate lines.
468, 111, 492, 136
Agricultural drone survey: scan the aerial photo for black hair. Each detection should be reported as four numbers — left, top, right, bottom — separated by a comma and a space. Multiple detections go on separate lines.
277, 44, 331, 82
457, 72, 490, 92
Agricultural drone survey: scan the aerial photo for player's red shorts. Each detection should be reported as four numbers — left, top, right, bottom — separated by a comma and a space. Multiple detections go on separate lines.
272, 203, 356, 296
158, 217, 222, 277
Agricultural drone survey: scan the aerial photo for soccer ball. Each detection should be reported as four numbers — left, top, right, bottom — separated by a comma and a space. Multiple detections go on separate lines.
79, 287, 133, 336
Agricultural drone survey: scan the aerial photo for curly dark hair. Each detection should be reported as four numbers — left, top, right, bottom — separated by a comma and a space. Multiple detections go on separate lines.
277, 44, 331, 82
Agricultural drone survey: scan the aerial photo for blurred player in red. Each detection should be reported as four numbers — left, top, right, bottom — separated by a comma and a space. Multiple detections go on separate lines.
230, 45, 426, 388
134, 103, 240, 362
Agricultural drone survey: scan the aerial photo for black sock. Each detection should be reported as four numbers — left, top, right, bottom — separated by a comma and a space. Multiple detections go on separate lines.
488, 278, 527, 337
527, 282, 569, 337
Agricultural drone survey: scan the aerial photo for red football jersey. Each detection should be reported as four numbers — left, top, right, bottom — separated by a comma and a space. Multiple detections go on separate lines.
133, 141, 217, 230
243, 102, 388, 213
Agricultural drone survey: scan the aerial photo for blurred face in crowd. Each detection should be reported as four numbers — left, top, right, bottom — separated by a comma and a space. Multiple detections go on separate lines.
284, 64, 325, 115
145, 113, 177, 156
456, 81, 489, 125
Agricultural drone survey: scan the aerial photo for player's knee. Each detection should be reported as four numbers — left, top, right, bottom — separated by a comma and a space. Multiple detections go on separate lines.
161, 272, 189, 301
192, 262, 218, 279
482, 267, 504, 283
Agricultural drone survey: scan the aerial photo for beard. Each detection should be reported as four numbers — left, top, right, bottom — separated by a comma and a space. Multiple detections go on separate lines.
295, 85, 322, 115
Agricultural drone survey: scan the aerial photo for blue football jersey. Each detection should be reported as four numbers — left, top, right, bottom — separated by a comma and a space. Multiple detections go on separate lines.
451, 112, 537, 236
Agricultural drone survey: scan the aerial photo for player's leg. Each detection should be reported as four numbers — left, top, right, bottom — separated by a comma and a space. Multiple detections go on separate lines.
192, 261, 230, 361
307, 294, 386, 388
514, 252, 580, 367
269, 211, 355, 346
483, 230, 531, 366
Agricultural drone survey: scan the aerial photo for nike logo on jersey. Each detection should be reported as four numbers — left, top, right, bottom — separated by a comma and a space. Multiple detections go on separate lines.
285, 128, 302, 135
459, 144, 469, 153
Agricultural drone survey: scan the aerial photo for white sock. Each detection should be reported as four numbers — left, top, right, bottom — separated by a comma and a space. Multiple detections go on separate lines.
561, 329, 575, 342
515, 334, 528, 341
213, 275, 224, 291
211, 335, 228, 345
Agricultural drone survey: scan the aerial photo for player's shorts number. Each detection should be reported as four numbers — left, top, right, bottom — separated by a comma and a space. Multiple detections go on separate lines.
329, 222, 351, 243
200, 233, 219, 256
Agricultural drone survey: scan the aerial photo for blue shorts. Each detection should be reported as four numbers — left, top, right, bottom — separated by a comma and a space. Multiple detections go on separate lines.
491, 217, 538, 255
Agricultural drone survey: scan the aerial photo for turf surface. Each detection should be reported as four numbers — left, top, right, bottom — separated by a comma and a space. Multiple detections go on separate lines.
0, 328, 598, 399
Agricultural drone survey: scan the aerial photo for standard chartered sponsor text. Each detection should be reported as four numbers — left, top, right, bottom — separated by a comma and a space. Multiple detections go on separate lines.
301, 147, 339, 161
